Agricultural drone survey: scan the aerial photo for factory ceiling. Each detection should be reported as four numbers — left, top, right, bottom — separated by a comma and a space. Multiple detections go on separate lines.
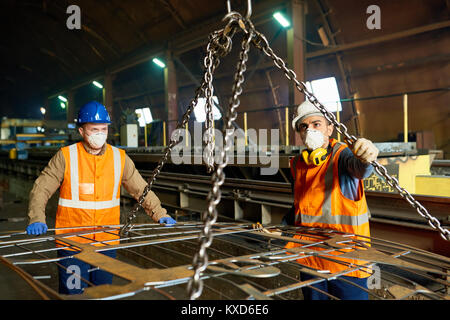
0, 0, 449, 121
0, 0, 228, 117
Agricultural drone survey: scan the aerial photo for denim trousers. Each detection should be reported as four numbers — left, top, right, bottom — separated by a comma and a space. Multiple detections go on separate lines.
57, 249, 117, 295
300, 272, 369, 300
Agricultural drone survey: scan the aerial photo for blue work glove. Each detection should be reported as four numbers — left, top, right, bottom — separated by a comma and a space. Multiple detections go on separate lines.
159, 217, 176, 225
26, 222, 48, 235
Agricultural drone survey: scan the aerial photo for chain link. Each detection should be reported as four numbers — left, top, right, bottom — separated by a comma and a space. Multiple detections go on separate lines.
203, 37, 218, 173
251, 30, 449, 241
187, 24, 254, 301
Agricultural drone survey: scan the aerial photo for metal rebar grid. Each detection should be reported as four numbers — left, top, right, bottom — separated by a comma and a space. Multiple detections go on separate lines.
0, 222, 448, 300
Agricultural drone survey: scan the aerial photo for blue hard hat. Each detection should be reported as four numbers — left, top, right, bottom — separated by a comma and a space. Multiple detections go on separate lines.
77, 101, 111, 124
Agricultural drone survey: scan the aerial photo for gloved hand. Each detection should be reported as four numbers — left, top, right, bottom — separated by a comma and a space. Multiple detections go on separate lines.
159, 217, 176, 225
26, 222, 48, 235
352, 138, 379, 163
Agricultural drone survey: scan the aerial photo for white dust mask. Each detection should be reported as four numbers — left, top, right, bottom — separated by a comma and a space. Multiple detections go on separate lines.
87, 132, 107, 149
304, 128, 325, 150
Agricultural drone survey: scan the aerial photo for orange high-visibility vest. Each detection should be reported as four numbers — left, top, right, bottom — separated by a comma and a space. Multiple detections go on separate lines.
285, 139, 371, 278
55, 142, 125, 248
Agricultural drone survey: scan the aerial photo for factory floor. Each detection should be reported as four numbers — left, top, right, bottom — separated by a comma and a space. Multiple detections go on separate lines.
0, 191, 45, 299
0, 190, 185, 300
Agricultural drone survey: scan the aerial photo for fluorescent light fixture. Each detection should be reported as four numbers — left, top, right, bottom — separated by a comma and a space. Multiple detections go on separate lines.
193, 96, 222, 122
40, 107, 46, 115
58, 95, 67, 102
273, 12, 290, 28
135, 107, 153, 127
60, 102, 66, 109
305, 77, 342, 112
92, 81, 103, 89
152, 57, 166, 68
317, 26, 329, 46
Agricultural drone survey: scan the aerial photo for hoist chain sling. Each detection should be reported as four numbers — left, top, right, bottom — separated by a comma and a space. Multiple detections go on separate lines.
119, 0, 449, 301
187, 19, 254, 300
119, 14, 234, 237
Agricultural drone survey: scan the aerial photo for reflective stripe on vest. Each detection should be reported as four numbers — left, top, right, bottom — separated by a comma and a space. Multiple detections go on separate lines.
297, 142, 369, 227
300, 211, 369, 226
58, 198, 121, 210
58, 143, 122, 210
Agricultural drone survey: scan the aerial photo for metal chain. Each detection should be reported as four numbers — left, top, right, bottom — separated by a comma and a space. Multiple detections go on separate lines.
119, 33, 227, 237
251, 30, 450, 241
187, 26, 254, 300
119, 86, 202, 236
203, 36, 218, 173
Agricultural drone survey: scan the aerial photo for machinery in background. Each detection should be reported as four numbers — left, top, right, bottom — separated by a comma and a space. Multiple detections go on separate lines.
119, 109, 139, 148
0, 118, 70, 159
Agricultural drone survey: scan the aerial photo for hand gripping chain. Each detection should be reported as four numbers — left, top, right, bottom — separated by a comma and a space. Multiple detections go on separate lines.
121, 0, 449, 301
250, 30, 449, 242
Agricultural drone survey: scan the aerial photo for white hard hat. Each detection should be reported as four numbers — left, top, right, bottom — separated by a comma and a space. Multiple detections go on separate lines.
292, 100, 324, 130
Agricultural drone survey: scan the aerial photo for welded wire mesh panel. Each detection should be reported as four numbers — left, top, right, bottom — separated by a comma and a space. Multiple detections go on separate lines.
0, 222, 448, 300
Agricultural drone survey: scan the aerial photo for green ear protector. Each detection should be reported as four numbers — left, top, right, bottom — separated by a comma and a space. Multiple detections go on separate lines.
301, 145, 331, 166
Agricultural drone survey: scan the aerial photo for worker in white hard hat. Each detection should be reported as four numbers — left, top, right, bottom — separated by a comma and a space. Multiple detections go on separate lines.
284, 99, 379, 300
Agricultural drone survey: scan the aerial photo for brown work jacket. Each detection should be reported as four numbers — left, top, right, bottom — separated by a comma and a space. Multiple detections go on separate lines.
27, 142, 169, 225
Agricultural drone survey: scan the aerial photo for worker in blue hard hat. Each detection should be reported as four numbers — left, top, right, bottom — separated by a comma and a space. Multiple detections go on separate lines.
26, 101, 176, 295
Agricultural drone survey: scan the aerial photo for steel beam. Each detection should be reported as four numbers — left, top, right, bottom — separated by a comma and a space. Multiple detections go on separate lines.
103, 72, 115, 124
164, 51, 178, 135
306, 19, 450, 59
286, 0, 306, 146
66, 90, 75, 124
313, 0, 361, 136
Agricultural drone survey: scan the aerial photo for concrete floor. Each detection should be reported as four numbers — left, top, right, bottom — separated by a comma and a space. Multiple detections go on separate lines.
0, 191, 52, 299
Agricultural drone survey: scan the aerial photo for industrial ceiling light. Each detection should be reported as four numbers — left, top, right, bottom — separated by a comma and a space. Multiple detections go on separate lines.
60, 102, 66, 109
92, 81, 103, 89
40, 107, 46, 115
152, 57, 166, 68
317, 26, 329, 46
58, 95, 67, 102
273, 12, 290, 28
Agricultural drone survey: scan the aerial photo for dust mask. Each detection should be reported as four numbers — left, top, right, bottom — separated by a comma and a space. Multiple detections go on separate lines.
304, 128, 324, 151
87, 132, 107, 149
